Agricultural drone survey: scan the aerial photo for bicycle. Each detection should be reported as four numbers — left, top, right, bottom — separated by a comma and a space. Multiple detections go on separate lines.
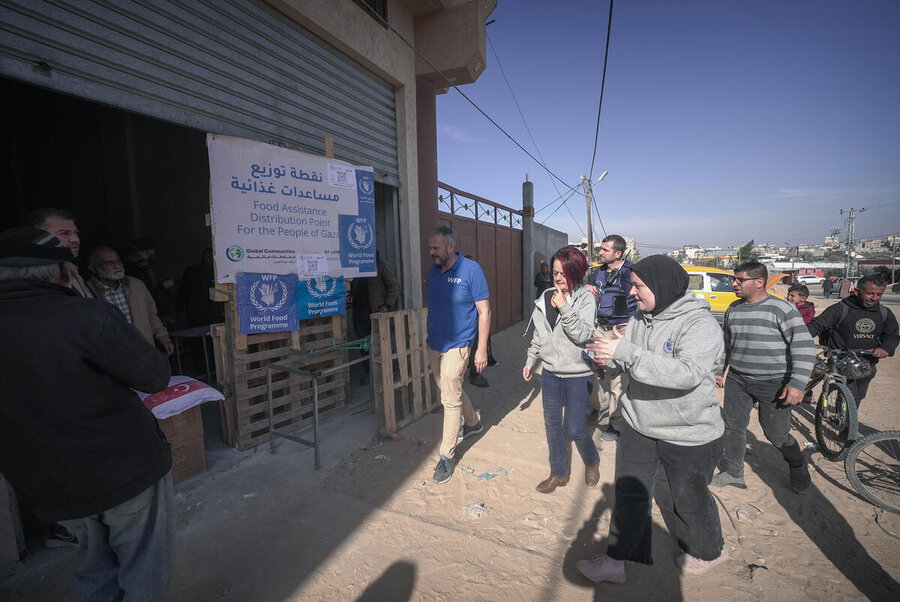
805, 346, 874, 461
844, 429, 900, 514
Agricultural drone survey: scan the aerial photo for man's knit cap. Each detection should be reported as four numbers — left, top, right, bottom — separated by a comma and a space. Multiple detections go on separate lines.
0, 227, 73, 267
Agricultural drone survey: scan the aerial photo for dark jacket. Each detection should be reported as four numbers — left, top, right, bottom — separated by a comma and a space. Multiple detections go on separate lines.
592, 260, 639, 326
808, 295, 899, 357
0, 280, 172, 521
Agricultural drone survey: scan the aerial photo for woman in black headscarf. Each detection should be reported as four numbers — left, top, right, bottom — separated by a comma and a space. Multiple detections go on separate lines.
575, 255, 728, 583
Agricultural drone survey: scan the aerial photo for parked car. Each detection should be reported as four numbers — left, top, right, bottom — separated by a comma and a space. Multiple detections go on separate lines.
683, 266, 786, 324
796, 274, 824, 286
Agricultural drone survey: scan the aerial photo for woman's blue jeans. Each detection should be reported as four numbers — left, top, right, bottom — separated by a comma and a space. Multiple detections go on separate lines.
541, 371, 599, 476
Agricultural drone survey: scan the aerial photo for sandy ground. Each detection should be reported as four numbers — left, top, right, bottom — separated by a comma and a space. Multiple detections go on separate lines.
2, 289, 899, 600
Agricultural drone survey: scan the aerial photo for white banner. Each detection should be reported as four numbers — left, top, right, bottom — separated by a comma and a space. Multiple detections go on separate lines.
208, 134, 377, 283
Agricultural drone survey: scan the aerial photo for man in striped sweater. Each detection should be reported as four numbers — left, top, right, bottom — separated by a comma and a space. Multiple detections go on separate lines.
711, 261, 816, 492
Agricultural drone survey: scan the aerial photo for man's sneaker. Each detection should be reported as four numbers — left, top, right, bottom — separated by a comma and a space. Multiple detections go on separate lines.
433, 455, 456, 484
576, 554, 627, 584
676, 548, 728, 575
710, 471, 747, 489
457, 421, 483, 441
45, 523, 79, 549
789, 456, 811, 492
600, 427, 619, 443
469, 374, 489, 388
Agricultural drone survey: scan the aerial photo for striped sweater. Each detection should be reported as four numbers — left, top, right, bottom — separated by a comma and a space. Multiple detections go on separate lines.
723, 295, 816, 391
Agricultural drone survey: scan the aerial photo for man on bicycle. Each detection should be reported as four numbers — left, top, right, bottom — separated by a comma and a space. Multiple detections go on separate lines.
808, 275, 898, 407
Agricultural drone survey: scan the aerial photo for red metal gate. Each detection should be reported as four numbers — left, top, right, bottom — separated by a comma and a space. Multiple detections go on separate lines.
436, 182, 523, 331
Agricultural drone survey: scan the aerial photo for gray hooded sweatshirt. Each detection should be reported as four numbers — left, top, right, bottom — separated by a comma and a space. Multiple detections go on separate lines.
611, 293, 725, 446
526, 286, 597, 377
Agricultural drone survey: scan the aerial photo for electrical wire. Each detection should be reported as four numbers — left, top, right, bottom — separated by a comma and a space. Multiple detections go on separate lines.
534, 177, 589, 216
588, 0, 615, 184
358, 3, 574, 192
487, 32, 566, 204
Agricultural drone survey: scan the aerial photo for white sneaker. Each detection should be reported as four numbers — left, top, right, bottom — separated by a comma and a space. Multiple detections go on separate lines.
676, 548, 728, 575
576, 554, 626, 583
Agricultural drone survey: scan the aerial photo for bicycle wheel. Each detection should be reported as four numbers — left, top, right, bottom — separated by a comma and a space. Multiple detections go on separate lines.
815, 382, 856, 461
845, 430, 900, 514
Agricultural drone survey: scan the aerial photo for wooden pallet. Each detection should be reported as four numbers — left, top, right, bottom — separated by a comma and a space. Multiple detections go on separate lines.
209, 314, 347, 450
371, 309, 437, 435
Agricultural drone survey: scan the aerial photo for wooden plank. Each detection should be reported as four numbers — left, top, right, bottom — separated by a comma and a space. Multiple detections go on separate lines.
418, 310, 434, 411
236, 381, 344, 420
377, 315, 396, 433
395, 313, 409, 385
407, 310, 425, 418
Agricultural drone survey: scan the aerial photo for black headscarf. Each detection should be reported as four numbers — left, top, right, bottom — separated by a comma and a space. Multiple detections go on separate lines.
631, 255, 689, 316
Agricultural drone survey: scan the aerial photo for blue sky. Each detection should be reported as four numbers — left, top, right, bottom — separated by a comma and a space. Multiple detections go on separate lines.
435, 0, 900, 253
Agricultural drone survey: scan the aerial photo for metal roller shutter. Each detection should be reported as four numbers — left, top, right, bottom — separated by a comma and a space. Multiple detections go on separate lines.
0, 0, 399, 185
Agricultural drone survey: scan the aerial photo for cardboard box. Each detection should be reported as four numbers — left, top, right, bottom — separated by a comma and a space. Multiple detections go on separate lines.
159, 406, 207, 484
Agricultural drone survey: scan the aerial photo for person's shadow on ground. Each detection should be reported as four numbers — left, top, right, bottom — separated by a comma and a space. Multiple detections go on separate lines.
356, 560, 416, 602
744, 431, 900, 599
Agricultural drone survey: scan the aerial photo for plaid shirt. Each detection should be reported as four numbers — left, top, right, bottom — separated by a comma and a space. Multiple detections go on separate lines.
95, 280, 133, 324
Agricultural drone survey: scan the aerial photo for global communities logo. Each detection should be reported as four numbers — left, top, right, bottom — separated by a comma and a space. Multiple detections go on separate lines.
226, 245, 245, 262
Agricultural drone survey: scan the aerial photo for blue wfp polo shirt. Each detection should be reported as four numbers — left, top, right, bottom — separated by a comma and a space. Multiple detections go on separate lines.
426, 253, 490, 352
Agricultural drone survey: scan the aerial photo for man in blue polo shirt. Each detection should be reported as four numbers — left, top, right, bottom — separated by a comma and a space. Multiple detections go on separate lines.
426, 225, 491, 484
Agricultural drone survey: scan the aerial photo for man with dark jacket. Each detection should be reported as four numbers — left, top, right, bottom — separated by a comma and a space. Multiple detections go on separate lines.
588, 234, 639, 440
0, 227, 174, 600
808, 275, 898, 406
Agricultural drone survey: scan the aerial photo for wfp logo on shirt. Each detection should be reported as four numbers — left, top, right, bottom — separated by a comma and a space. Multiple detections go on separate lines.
447, 276, 462, 284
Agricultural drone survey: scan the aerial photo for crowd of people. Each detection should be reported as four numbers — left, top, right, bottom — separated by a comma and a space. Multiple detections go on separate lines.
0, 209, 228, 599
425, 226, 898, 585
1, 216, 897, 596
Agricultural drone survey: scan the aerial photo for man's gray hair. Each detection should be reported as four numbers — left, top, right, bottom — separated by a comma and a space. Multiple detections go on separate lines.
88, 245, 118, 267
430, 225, 456, 246
0, 263, 63, 284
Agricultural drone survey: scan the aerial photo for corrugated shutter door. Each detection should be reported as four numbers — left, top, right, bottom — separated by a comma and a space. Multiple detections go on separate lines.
0, 0, 399, 185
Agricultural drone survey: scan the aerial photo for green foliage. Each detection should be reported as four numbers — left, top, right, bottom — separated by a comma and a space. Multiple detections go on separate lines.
738, 240, 757, 263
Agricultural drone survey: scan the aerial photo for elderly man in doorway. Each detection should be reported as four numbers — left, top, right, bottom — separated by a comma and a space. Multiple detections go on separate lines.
425, 226, 491, 484
87, 246, 174, 356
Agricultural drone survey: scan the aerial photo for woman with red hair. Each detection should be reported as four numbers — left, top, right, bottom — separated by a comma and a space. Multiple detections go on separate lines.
523, 246, 599, 493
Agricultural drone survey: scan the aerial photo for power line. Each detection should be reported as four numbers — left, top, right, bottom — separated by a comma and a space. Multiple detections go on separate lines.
587, 0, 615, 184
534, 177, 589, 215
540, 188, 580, 224
359, 4, 575, 192
487, 33, 565, 202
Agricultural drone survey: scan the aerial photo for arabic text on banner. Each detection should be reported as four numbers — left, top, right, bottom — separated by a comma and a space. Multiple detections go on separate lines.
208, 134, 377, 283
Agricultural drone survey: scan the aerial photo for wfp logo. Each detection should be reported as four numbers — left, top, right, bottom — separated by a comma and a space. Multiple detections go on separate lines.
306, 275, 338, 299
358, 174, 374, 197
346, 219, 374, 250
249, 276, 287, 312
226, 245, 245, 262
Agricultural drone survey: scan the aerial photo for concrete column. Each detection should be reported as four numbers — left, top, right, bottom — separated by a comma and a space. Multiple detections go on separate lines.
522, 179, 534, 321
416, 76, 438, 298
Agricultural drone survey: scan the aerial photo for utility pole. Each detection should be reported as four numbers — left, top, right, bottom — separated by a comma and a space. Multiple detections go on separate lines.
581, 175, 593, 264
840, 207, 866, 278
892, 237, 897, 284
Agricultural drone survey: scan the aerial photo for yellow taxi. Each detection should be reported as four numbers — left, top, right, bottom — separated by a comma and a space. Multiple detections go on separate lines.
683, 266, 786, 323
